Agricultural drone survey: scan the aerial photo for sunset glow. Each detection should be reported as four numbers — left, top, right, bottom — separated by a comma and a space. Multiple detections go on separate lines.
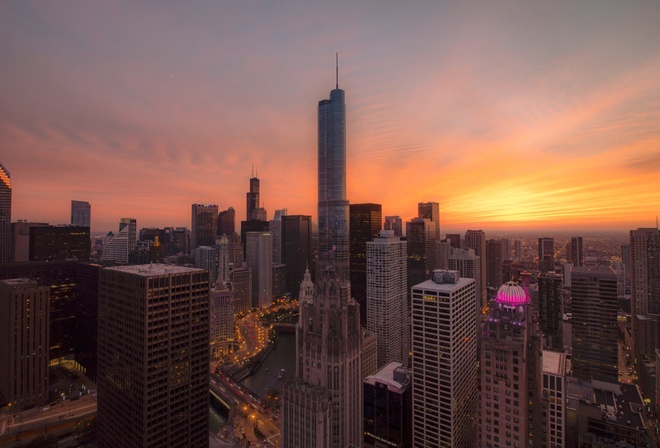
2, 1, 659, 232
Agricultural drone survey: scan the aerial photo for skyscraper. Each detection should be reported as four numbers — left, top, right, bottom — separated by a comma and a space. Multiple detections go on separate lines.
317, 67, 349, 280
246, 231, 272, 308
70, 200, 91, 228
629, 227, 660, 362
217, 207, 236, 236
281, 214, 312, 297
350, 203, 382, 324
538, 272, 563, 350
569, 236, 584, 267
479, 282, 531, 448
384, 215, 403, 237
367, 230, 408, 368
282, 266, 362, 447
571, 267, 618, 382
538, 237, 555, 273
100, 218, 136, 264
191, 204, 218, 250
97, 264, 209, 447
407, 218, 435, 298
0, 279, 50, 410
465, 229, 487, 309
411, 270, 477, 448
270, 208, 287, 264
0, 163, 10, 264
246, 173, 267, 221
418, 202, 440, 241
485, 238, 503, 290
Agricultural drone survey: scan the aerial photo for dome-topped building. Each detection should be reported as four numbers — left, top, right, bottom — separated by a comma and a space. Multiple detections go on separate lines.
496, 281, 528, 305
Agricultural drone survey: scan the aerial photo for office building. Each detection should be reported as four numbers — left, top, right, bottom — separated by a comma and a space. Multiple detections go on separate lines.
569, 236, 584, 267
11, 221, 48, 262
541, 350, 566, 448
317, 72, 350, 280
0, 279, 49, 410
448, 248, 482, 322
97, 264, 209, 447
367, 230, 408, 368
417, 202, 440, 241
281, 214, 312, 297
191, 204, 218, 250
246, 173, 267, 221
350, 203, 382, 324
384, 216, 403, 237
479, 281, 531, 448
538, 272, 563, 350
194, 245, 218, 285
29, 225, 91, 261
538, 237, 554, 273
435, 239, 451, 270
571, 267, 618, 382
270, 208, 287, 264
209, 287, 233, 358
500, 238, 510, 261
101, 218, 136, 264
630, 228, 660, 361
272, 263, 287, 297
411, 270, 477, 448
229, 264, 252, 314
240, 219, 269, 259
465, 229, 487, 310
407, 218, 435, 299
446, 233, 461, 250
74, 262, 102, 380
363, 362, 412, 448
246, 231, 272, 308
216, 235, 230, 287
362, 330, 379, 379
513, 239, 522, 261
282, 266, 362, 447
217, 207, 235, 236
485, 238, 503, 291
0, 163, 10, 264
71, 200, 91, 228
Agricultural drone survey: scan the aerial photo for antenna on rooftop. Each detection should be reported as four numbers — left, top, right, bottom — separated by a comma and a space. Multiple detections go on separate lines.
336, 52, 339, 89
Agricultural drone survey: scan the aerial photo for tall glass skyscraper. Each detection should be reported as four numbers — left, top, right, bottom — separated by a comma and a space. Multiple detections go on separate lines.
0, 163, 11, 264
318, 72, 349, 280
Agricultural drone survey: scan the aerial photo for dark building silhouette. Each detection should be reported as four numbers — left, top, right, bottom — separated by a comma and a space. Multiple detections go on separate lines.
29, 225, 91, 261
240, 219, 269, 260
191, 203, 218, 250
465, 229, 487, 310
363, 362, 412, 448
217, 207, 236, 236
445, 233, 462, 250
538, 237, 555, 273
281, 215, 312, 297
0, 163, 10, 264
569, 236, 584, 267
74, 262, 101, 379
538, 272, 563, 350
406, 218, 434, 302
70, 200, 91, 227
485, 238, 503, 291
384, 216, 402, 237
350, 203, 382, 324
417, 202, 439, 242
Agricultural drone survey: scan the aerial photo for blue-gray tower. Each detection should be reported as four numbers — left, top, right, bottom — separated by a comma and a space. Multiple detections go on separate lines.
318, 56, 350, 281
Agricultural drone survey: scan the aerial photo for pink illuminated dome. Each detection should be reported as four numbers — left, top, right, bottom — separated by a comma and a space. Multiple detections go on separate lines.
496, 281, 528, 305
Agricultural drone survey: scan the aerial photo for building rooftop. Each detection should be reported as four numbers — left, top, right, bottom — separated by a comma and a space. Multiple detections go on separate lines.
542, 350, 567, 376
364, 362, 409, 393
413, 273, 474, 292
103, 264, 205, 277
496, 281, 528, 305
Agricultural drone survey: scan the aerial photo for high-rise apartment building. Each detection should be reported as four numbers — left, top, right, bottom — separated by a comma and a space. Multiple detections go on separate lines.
569, 236, 584, 267
630, 228, 660, 361
246, 231, 272, 308
571, 267, 618, 382
0, 279, 50, 410
350, 203, 382, 324
538, 237, 555, 273
465, 229, 487, 310
538, 272, 563, 350
363, 362, 412, 448
411, 270, 477, 448
191, 204, 218, 250
317, 73, 349, 280
367, 230, 408, 368
71, 200, 91, 227
384, 215, 403, 237
0, 163, 10, 264
97, 265, 209, 447
479, 282, 531, 448
281, 266, 362, 447
281, 215, 312, 297
418, 202, 440, 241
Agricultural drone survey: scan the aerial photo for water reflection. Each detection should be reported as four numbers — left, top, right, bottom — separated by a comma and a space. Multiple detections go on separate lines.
241, 332, 296, 398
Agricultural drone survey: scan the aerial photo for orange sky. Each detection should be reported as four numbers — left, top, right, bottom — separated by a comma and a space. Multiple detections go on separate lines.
1, 1, 659, 234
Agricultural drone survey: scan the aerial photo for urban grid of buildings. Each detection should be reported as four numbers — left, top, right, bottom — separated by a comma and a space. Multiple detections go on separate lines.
0, 67, 659, 448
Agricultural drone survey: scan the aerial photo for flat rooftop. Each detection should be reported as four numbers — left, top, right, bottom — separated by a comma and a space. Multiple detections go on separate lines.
542, 350, 566, 376
413, 276, 474, 292
103, 264, 205, 277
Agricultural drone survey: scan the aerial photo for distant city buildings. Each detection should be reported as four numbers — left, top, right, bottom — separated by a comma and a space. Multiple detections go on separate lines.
100, 218, 136, 264
191, 203, 218, 250
569, 236, 584, 267
384, 215, 402, 237
538, 272, 563, 350
538, 236, 555, 273
217, 207, 236, 236
350, 203, 382, 325
418, 202, 440, 242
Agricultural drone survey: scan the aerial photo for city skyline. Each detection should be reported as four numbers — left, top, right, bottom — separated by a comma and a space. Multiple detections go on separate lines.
3, 1, 660, 232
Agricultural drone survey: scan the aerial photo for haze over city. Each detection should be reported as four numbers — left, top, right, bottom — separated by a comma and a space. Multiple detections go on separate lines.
2, 1, 660, 232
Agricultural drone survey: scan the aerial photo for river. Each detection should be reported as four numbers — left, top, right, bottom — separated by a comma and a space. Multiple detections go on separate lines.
241, 331, 296, 398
